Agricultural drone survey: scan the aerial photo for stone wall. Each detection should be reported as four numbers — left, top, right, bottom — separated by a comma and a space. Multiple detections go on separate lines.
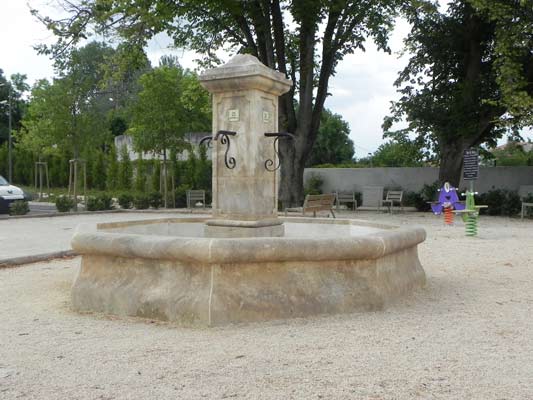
304, 166, 533, 194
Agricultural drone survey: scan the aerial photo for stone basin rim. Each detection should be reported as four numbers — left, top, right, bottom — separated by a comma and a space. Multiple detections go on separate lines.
71, 217, 426, 264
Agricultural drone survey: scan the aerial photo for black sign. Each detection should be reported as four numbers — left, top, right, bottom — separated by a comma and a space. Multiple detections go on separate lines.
463, 148, 479, 180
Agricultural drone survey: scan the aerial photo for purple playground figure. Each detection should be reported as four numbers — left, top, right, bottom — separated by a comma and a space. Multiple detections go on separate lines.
431, 182, 465, 225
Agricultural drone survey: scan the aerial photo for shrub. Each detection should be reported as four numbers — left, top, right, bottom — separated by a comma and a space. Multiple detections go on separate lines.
97, 193, 114, 210
149, 191, 163, 209
478, 190, 505, 215
501, 191, 522, 216
133, 193, 150, 209
9, 200, 29, 216
55, 196, 74, 212
403, 191, 424, 209
86, 196, 100, 211
86, 193, 114, 211
412, 181, 440, 212
305, 173, 323, 195
478, 189, 522, 216
175, 184, 191, 208
118, 193, 134, 209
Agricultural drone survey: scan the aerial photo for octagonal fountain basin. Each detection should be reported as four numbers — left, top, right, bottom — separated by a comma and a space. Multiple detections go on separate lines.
71, 217, 426, 326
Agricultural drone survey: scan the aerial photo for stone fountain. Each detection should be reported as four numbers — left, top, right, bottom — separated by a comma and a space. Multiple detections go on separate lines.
71, 55, 426, 326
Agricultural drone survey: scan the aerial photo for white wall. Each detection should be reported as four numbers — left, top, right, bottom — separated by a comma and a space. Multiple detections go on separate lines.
304, 167, 533, 194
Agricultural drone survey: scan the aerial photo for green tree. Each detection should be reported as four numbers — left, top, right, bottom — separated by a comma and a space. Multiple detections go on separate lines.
384, 1, 533, 186
152, 160, 161, 193
469, 0, 533, 126
371, 137, 428, 167
134, 154, 147, 192
118, 145, 132, 190
33, 0, 410, 206
20, 43, 114, 163
129, 64, 210, 206
92, 150, 107, 190
184, 148, 198, 189
196, 144, 212, 191
106, 144, 119, 190
306, 109, 354, 166
0, 70, 29, 146
490, 141, 533, 167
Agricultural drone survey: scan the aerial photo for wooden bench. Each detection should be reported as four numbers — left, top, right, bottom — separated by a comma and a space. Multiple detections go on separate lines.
381, 190, 403, 214
335, 192, 358, 212
186, 190, 206, 209
285, 193, 336, 218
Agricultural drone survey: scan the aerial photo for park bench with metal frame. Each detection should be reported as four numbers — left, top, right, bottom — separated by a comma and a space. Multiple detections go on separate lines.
186, 190, 206, 209
519, 185, 533, 220
381, 190, 404, 214
335, 191, 358, 212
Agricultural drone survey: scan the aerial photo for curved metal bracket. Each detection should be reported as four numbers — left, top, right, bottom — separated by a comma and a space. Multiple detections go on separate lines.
213, 130, 237, 170
199, 130, 237, 169
264, 132, 294, 172
199, 135, 213, 148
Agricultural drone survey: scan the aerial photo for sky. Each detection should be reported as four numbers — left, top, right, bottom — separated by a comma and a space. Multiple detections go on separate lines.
1, 0, 530, 158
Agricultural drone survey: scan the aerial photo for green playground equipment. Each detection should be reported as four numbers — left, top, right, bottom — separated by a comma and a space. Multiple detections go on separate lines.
463, 191, 478, 236
456, 190, 487, 237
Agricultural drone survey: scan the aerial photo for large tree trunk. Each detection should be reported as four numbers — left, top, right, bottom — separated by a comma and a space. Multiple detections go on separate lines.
279, 136, 306, 208
438, 139, 470, 187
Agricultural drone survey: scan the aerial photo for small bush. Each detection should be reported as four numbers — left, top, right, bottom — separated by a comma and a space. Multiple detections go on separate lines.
97, 193, 114, 210
501, 191, 522, 216
55, 196, 74, 212
9, 200, 29, 216
175, 184, 191, 208
133, 194, 150, 210
149, 191, 163, 209
413, 181, 440, 212
86, 193, 114, 211
86, 196, 100, 211
478, 190, 505, 215
478, 189, 522, 216
118, 193, 134, 209
305, 173, 323, 195
403, 191, 424, 209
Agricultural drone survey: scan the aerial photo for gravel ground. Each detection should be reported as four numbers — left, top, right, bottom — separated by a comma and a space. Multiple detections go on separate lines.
1, 213, 532, 399
0, 211, 208, 260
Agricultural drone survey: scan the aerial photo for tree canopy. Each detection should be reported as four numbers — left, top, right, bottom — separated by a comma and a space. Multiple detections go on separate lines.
371, 136, 428, 167
384, 0, 533, 185
306, 109, 354, 166
21, 43, 115, 158
0, 70, 29, 145
129, 64, 211, 158
32, 0, 411, 206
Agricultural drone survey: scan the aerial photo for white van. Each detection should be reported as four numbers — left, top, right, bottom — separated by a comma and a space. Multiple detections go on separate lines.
0, 175, 25, 213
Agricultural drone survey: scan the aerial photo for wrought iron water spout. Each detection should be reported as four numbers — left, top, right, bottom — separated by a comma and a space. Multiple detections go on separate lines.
200, 130, 237, 169
264, 132, 294, 172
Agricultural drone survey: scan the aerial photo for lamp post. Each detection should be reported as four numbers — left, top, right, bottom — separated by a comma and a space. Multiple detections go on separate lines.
0, 83, 12, 182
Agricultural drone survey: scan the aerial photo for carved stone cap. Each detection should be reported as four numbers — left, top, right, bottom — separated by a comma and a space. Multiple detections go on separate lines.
199, 54, 292, 96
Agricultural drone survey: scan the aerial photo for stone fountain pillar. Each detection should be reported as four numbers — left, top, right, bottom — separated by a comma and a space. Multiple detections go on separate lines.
200, 54, 292, 238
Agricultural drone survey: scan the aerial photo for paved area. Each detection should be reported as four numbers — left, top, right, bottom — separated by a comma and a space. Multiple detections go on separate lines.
0, 213, 532, 399
0, 211, 207, 261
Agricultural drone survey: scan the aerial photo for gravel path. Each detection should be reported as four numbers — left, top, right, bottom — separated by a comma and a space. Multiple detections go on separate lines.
1, 213, 532, 399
